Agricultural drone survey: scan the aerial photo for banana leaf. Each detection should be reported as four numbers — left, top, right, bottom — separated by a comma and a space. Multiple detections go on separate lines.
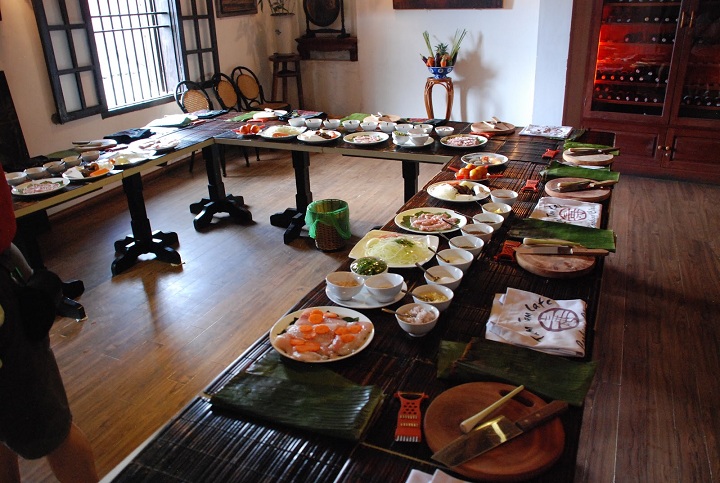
540, 161, 620, 182
563, 141, 619, 154
438, 338, 597, 406
508, 218, 616, 251
228, 111, 260, 122
340, 113, 370, 121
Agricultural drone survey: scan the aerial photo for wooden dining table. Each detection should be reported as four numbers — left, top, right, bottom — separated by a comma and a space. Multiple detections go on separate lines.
106, 125, 616, 482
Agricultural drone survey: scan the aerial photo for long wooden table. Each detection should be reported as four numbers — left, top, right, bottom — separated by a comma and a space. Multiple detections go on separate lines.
106, 127, 616, 482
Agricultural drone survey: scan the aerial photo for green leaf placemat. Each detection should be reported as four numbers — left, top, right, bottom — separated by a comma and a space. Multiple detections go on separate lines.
541, 161, 620, 182
46, 150, 80, 160
438, 338, 597, 406
210, 372, 384, 441
563, 141, 619, 154
508, 218, 616, 251
340, 113, 370, 121
228, 111, 260, 122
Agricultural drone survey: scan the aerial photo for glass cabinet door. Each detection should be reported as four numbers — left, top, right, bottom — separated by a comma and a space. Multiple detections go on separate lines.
590, 0, 682, 117
677, 0, 720, 120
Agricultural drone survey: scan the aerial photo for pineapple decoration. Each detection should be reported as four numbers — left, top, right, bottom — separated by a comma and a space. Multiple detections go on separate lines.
421, 29, 468, 79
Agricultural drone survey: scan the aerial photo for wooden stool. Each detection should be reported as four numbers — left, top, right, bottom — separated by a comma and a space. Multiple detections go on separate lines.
424, 77, 454, 120
270, 53, 304, 109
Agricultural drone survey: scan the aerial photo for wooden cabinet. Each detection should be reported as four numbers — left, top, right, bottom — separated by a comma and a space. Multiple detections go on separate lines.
579, 0, 720, 183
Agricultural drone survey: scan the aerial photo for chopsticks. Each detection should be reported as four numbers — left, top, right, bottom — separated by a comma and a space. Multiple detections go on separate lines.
459, 385, 525, 433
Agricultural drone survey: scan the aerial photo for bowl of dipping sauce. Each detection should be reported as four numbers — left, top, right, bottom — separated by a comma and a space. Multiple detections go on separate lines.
323, 119, 341, 129
435, 126, 455, 137
325, 271, 364, 301
423, 265, 463, 291
482, 202, 512, 219
5, 172, 27, 186
490, 189, 519, 206
411, 284, 454, 312
436, 248, 473, 273
395, 302, 440, 337
24, 166, 49, 180
305, 118, 323, 129
365, 273, 404, 303
472, 212, 504, 231
448, 235, 484, 257
461, 222, 494, 243
350, 257, 388, 279
342, 120, 360, 132
288, 117, 306, 127
43, 161, 66, 175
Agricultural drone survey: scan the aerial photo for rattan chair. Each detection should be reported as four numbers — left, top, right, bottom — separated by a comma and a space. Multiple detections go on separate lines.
231, 66, 291, 112
210, 73, 260, 168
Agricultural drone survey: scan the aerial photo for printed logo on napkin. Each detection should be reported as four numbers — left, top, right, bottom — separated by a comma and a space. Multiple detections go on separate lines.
486, 288, 587, 357
529, 196, 602, 228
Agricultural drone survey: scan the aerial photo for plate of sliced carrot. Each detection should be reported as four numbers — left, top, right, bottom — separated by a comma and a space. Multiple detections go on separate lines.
269, 306, 374, 363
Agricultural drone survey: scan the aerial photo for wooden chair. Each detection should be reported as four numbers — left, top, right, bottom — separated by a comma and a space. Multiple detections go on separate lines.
211, 73, 259, 168
231, 66, 291, 112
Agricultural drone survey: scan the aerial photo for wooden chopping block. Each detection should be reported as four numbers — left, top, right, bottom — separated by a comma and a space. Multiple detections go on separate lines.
515, 244, 596, 278
424, 382, 565, 481
471, 121, 516, 135
544, 177, 612, 202
562, 149, 613, 166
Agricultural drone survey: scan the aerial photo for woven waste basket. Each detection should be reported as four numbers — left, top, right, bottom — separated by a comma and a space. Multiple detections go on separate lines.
305, 199, 351, 251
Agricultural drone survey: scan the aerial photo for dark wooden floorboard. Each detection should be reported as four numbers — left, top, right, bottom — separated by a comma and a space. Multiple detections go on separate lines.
13, 154, 720, 482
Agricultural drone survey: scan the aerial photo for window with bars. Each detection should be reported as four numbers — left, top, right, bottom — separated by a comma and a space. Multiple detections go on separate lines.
32, 0, 218, 123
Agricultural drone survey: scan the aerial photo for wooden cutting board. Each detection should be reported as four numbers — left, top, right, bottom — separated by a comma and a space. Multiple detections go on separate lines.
424, 382, 564, 481
471, 121, 516, 135
562, 149, 613, 166
544, 177, 612, 202
516, 244, 596, 278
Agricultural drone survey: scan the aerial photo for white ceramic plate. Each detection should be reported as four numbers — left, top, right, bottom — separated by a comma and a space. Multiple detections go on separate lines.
108, 152, 150, 170
343, 131, 389, 145
12, 178, 69, 197
440, 134, 488, 149
269, 306, 374, 363
426, 180, 491, 202
393, 138, 434, 149
460, 152, 509, 168
130, 138, 180, 154
349, 230, 440, 268
395, 207, 468, 234
73, 139, 118, 152
325, 282, 407, 309
297, 129, 341, 144
259, 125, 307, 141
62, 167, 117, 183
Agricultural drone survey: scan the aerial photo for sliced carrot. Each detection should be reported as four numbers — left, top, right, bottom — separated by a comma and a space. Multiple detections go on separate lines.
314, 324, 330, 334
334, 326, 349, 335
347, 324, 363, 334
308, 312, 324, 324
323, 312, 339, 319
340, 333, 356, 343
298, 324, 313, 333
89, 168, 109, 177
295, 341, 321, 352
289, 338, 306, 346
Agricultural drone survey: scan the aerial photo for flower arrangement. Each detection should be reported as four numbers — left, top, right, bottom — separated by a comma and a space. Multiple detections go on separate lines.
421, 29, 468, 68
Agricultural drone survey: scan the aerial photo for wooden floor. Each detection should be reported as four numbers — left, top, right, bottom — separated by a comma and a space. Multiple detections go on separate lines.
15, 150, 720, 482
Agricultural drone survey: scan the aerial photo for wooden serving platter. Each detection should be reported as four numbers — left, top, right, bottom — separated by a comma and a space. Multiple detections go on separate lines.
471, 121, 516, 135
515, 245, 597, 279
424, 382, 564, 481
562, 149, 613, 166
544, 177, 612, 202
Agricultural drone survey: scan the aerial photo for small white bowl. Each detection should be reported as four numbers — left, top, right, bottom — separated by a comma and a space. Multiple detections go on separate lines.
392, 131, 409, 145
24, 166, 49, 180
448, 235, 484, 257
395, 302, 440, 337
365, 273, 404, 303
305, 118, 323, 129
472, 212, 504, 231
411, 284, 454, 312
326, 271, 364, 301
408, 128, 429, 146
435, 126, 455, 137
288, 117, 306, 127
379, 121, 397, 133
462, 222, 494, 243
350, 257, 388, 279
43, 160, 66, 175
62, 155, 82, 168
342, 120, 360, 132
416, 123, 434, 134
424, 265, 463, 291
395, 123, 413, 133
436, 248, 474, 273
482, 202, 513, 219
5, 172, 27, 186
323, 119, 341, 129
81, 150, 101, 162
490, 189, 519, 206
360, 121, 378, 131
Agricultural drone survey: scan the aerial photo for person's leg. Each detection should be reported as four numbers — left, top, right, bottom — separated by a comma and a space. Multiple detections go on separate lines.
0, 444, 21, 483
45, 423, 98, 483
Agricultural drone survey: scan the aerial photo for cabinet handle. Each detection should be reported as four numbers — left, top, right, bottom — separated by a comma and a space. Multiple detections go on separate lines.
658, 145, 671, 152
688, 10, 695, 29
679, 10, 686, 28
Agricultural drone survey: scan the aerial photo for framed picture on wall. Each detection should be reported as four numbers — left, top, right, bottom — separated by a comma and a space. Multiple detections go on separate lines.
216, 0, 258, 17
393, 0, 502, 8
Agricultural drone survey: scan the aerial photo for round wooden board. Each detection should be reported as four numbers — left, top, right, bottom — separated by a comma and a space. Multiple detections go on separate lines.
471, 121, 516, 135
424, 382, 564, 481
516, 245, 596, 278
363, 114, 401, 123
545, 177, 612, 202
562, 149, 613, 166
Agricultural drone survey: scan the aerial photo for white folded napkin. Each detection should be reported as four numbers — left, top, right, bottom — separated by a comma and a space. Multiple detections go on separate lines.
530, 196, 602, 228
486, 288, 587, 357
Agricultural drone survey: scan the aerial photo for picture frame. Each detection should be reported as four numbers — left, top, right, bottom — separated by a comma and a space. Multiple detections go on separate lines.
215, 0, 258, 17
393, 0, 502, 9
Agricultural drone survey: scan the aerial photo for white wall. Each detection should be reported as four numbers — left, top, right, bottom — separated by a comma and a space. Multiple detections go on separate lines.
0, 0, 573, 159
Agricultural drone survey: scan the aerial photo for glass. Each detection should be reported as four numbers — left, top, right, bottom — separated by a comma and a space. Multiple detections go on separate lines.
590, 0, 681, 116
677, 0, 720, 120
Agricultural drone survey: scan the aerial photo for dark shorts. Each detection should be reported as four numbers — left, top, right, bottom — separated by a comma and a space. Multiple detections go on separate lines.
0, 270, 72, 459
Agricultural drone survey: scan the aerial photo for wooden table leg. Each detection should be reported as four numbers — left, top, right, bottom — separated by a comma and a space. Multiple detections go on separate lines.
270, 150, 312, 244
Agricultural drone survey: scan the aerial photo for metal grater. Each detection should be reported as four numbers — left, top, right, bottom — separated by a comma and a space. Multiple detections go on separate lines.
394, 391, 428, 443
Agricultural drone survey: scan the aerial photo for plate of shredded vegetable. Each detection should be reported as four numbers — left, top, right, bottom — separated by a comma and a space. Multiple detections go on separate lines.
349, 230, 439, 268
394, 207, 468, 234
